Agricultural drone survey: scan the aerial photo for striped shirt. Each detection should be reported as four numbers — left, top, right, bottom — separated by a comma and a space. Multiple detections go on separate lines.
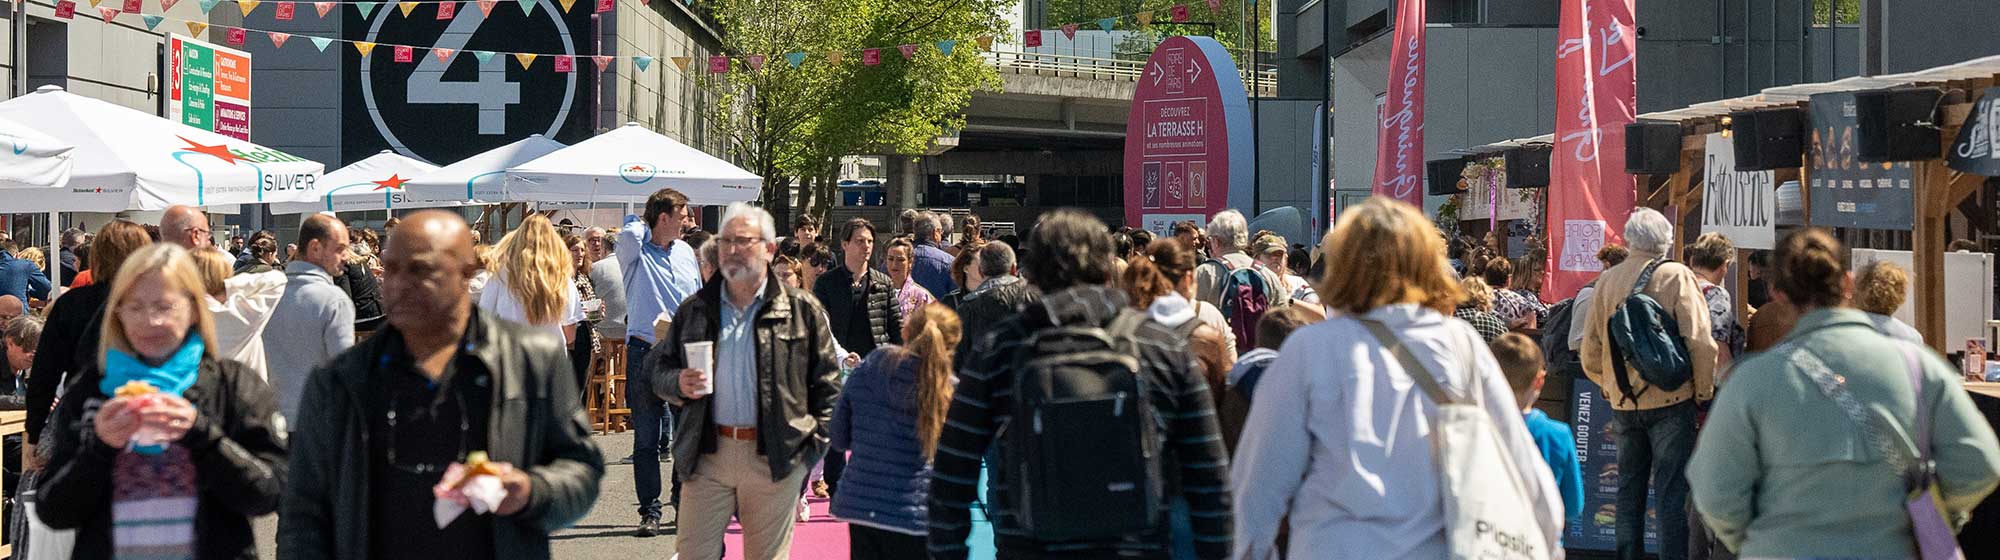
927, 285, 1233, 560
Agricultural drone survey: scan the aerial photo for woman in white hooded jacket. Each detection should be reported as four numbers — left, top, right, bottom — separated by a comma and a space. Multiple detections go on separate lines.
190, 247, 286, 381
1231, 198, 1564, 560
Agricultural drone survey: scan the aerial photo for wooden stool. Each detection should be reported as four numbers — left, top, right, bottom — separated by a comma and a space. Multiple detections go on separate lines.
590, 339, 631, 433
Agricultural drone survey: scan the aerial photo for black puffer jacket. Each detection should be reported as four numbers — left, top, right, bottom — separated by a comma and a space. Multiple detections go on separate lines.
812, 265, 902, 356
39, 356, 287, 560
333, 261, 384, 332
950, 275, 1038, 369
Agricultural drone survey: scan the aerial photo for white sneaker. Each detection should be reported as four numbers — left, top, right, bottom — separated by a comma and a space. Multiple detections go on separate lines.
797, 496, 812, 522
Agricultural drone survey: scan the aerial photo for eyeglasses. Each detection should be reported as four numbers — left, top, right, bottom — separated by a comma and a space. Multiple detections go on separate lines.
717, 235, 766, 249
117, 299, 190, 320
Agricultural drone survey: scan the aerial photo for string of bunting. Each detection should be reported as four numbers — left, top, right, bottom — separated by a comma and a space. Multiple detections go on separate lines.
47, 0, 1234, 74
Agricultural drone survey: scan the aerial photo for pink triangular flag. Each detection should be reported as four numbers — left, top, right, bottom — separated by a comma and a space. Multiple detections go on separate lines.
160, 0, 179, 10
268, 32, 290, 48
96, 6, 119, 20
433, 47, 455, 63
1061, 23, 1078, 39
475, 0, 496, 15
594, 0, 610, 12
275, 1, 294, 18
554, 55, 573, 72
120, 0, 139, 12
745, 54, 765, 70
897, 44, 917, 60
436, 0, 455, 18
593, 55, 613, 73
1203, 0, 1219, 9
315, 1, 334, 16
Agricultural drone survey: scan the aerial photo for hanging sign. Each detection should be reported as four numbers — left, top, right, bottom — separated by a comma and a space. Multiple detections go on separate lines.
1546, 0, 1639, 300
1809, 91, 1916, 230
1369, 0, 1425, 205
1949, 87, 2000, 177
1701, 133, 1776, 249
1123, 35, 1252, 235
169, 34, 253, 141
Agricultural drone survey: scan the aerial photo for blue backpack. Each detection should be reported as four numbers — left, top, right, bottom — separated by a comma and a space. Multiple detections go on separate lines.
1606, 258, 1694, 405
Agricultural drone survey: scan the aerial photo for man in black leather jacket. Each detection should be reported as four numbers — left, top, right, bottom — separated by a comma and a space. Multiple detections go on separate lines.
651, 204, 843, 560
280, 211, 604, 560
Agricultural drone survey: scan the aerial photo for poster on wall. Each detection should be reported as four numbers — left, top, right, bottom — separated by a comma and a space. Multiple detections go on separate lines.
169, 34, 253, 141
1701, 133, 1776, 249
343, 0, 598, 165
1948, 87, 2000, 177
1124, 35, 1252, 230
1810, 91, 1915, 230
1569, 377, 1661, 553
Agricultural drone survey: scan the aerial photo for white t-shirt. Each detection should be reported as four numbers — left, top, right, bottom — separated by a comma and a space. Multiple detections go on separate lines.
477, 271, 584, 342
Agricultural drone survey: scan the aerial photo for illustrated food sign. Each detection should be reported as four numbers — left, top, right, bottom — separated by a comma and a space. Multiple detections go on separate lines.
170, 34, 253, 141
1570, 377, 1661, 553
1809, 92, 1915, 231
1124, 35, 1251, 235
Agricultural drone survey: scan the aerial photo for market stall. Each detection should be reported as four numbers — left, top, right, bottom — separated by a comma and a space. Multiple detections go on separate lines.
0, 116, 74, 191
503, 123, 763, 206
402, 134, 566, 204
269, 150, 454, 215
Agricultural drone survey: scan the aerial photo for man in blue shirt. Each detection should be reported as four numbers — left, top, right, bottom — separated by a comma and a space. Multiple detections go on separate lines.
1493, 333, 1584, 533
909, 212, 955, 298
0, 238, 51, 314
618, 188, 703, 536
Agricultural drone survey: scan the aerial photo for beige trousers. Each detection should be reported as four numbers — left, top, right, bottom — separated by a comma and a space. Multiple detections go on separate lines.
674, 437, 809, 560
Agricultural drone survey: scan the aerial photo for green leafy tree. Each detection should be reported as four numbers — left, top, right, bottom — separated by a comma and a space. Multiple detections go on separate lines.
695, 0, 1010, 224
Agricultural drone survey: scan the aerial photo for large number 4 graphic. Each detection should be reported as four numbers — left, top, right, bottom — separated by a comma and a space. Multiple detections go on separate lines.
408, 8, 520, 135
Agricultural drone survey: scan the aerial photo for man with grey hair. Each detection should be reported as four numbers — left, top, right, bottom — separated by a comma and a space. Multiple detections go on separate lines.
653, 202, 843, 560
950, 240, 1037, 369
1193, 209, 1289, 311
910, 211, 956, 298
1578, 207, 1717, 560
58, 227, 85, 282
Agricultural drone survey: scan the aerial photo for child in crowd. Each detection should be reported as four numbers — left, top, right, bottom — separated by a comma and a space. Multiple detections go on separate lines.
1491, 333, 1583, 532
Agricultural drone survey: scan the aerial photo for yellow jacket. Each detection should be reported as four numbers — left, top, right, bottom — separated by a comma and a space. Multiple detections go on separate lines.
1579, 251, 1719, 410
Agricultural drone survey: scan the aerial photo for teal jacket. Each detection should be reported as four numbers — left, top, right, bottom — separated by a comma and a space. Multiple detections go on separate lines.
1687, 309, 2000, 558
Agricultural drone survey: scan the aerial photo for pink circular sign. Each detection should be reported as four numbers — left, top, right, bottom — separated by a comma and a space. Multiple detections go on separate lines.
1123, 36, 1252, 233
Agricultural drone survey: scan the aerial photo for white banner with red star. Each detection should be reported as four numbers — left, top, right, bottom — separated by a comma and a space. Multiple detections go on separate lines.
269, 149, 467, 214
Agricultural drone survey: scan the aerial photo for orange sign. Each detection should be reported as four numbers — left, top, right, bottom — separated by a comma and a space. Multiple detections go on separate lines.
214, 50, 251, 100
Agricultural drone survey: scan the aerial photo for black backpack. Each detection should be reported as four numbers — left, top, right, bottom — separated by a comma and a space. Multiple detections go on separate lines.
1004, 308, 1164, 541
1539, 281, 1592, 381
1607, 259, 1695, 405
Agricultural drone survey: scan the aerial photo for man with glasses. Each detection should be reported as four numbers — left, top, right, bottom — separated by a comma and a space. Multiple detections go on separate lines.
280, 210, 604, 559
651, 203, 842, 560
161, 205, 235, 268
262, 213, 356, 430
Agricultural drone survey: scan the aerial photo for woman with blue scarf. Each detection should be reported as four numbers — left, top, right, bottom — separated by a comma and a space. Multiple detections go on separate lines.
37, 244, 288, 560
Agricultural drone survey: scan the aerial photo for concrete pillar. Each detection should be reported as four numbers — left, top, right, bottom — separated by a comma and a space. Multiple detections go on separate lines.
885, 155, 923, 209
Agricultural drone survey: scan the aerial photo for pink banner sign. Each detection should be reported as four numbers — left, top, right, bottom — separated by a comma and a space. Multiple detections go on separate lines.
1546, 0, 1639, 300
1122, 36, 1252, 235
1369, 0, 1425, 206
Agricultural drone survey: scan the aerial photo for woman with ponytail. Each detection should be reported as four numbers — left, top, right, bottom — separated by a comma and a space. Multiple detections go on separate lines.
1124, 238, 1237, 403
1687, 228, 2000, 558
830, 303, 963, 558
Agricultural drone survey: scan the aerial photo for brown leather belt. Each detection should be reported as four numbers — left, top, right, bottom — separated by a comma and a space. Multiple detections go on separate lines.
717, 425, 758, 441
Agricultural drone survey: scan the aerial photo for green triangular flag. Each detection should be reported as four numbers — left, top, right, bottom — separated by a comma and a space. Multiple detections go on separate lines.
141, 14, 163, 29
1097, 17, 1116, 31
354, 1, 378, 17
936, 40, 956, 56
472, 50, 496, 64
196, 0, 221, 13
516, 0, 533, 14
632, 55, 652, 71
784, 52, 805, 67
309, 36, 332, 51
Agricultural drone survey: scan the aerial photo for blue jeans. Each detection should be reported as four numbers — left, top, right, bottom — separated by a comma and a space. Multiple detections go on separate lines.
1614, 400, 1697, 560
627, 338, 673, 518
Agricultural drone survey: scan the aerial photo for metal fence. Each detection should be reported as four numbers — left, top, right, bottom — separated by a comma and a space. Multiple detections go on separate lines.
983, 50, 1279, 95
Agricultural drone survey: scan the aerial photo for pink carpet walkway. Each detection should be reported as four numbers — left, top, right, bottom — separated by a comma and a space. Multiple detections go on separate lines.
720, 495, 848, 560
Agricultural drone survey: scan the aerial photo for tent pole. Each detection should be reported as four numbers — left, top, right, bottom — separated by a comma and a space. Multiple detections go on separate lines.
47, 211, 61, 298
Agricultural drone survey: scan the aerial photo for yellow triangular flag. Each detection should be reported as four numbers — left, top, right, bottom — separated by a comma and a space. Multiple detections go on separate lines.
398, 1, 416, 15
185, 22, 207, 36
670, 56, 690, 70
514, 53, 537, 68
556, 0, 575, 12
1135, 11, 1152, 27
87, 0, 102, 7
826, 51, 843, 64
354, 42, 376, 57
237, 0, 260, 15
975, 36, 993, 50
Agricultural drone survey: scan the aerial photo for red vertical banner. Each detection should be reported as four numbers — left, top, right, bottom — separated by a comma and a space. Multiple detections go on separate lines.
1547, 0, 1639, 300
1369, 0, 1425, 206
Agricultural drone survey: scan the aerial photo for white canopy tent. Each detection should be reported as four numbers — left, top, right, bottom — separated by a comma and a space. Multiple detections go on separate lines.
0, 85, 324, 212
504, 123, 763, 206
269, 150, 457, 214
403, 135, 565, 204
0, 116, 74, 191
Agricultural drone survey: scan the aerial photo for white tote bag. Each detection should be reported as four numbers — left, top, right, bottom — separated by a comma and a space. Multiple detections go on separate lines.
24, 499, 76, 560
1361, 319, 1551, 560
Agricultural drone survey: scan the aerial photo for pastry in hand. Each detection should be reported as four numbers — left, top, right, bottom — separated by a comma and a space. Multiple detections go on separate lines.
114, 381, 159, 399
454, 451, 503, 488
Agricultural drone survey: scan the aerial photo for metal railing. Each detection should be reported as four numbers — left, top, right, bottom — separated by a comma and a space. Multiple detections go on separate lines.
983, 50, 1279, 95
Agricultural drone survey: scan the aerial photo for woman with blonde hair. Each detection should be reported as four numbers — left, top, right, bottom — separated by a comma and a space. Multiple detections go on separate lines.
1454, 276, 1508, 343
28, 220, 153, 469
1854, 259, 1922, 343
37, 244, 286, 559
478, 214, 583, 345
830, 303, 962, 558
187, 248, 286, 381
1231, 197, 1563, 560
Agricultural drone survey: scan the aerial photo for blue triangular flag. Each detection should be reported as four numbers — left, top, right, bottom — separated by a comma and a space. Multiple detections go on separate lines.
1097, 17, 1116, 31
142, 14, 163, 29
355, 1, 378, 17
197, 0, 222, 13
473, 50, 496, 64
935, 40, 956, 56
517, 0, 534, 14
633, 55, 652, 71
784, 52, 806, 67
309, 36, 333, 51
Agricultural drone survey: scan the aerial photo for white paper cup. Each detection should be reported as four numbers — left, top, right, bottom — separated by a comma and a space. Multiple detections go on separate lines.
685, 341, 714, 396
582, 299, 604, 313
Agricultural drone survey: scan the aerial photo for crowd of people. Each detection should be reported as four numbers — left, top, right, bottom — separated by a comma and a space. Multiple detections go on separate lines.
0, 192, 1994, 560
